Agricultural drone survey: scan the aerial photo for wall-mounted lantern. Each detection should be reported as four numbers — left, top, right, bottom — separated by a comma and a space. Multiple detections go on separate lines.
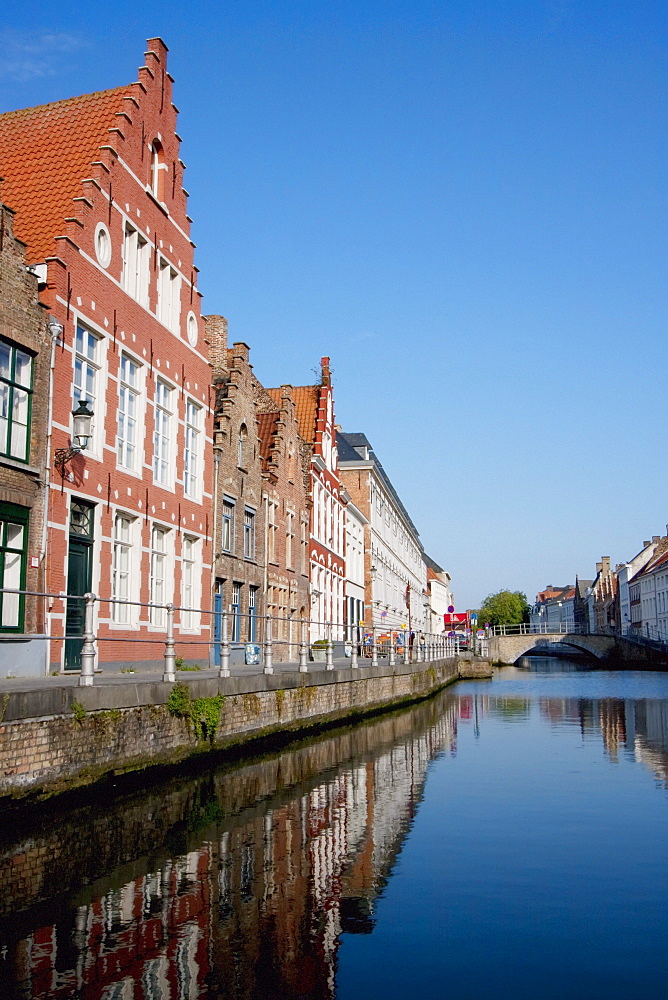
55, 400, 94, 477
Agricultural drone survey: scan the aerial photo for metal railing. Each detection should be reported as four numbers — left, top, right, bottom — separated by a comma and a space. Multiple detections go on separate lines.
489, 622, 584, 636
0, 587, 475, 686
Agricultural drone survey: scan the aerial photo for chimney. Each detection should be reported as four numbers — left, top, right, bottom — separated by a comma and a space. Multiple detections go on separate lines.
601, 556, 610, 573
643, 541, 650, 548
204, 315, 228, 377
652, 536, 660, 544
321, 357, 331, 386
596, 562, 602, 574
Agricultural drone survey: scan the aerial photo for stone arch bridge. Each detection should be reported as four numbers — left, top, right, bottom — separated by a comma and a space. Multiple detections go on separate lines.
488, 632, 668, 668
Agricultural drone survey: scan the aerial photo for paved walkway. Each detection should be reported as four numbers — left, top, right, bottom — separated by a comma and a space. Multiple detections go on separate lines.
0, 655, 419, 694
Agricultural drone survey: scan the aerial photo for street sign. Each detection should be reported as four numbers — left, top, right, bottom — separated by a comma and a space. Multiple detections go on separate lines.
447, 605, 455, 614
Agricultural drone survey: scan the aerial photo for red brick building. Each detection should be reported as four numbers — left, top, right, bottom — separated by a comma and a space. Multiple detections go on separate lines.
267, 359, 345, 643
256, 384, 311, 659
0, 39, 213, 671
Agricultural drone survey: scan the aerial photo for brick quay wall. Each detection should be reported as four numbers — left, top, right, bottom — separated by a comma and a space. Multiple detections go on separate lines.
0, 690, 456, 919
0, 658, 491, 803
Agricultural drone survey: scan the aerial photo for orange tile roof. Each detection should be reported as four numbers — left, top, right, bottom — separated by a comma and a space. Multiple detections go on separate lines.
257, 411, 279, 467
267, 385, 318, 443
0, 86, 132, 263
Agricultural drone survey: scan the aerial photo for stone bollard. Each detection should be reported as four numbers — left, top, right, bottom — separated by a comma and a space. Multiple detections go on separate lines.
79, 593, 97, 686
218, 609, 230, 678
163, 603, 176, 682
264, 614, 274, 674
299, 617, 308, 672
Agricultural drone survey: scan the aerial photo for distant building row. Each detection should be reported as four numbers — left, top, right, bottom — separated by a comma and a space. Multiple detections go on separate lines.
531, 530, 668, 640
0, 39, 452, 675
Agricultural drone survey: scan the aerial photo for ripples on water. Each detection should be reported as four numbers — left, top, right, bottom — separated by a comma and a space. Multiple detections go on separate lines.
1, 659, 667, 999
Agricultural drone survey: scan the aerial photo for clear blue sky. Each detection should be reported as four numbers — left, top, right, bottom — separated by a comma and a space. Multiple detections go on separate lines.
1, 1, 666, 608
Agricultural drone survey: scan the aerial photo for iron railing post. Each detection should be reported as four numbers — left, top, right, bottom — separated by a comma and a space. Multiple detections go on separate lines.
351, 624, 359, 669
389, 632, 396, 666
326, 622, 334, 670
371, 626, 379, 667
264, 614, 273, 674
163, 603, 176, 682
79, 593, 96, 687
219, 610, 230, 678
299, 616, 308, 672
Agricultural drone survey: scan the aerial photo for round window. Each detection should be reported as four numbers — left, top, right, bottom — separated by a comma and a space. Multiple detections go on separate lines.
94, 223, 112, 268
186, 311, 198, 347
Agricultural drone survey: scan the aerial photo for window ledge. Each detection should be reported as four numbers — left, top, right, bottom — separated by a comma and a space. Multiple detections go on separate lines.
145, 187, 169, 216
0, 456, 41, 477
0, 633, 48, 641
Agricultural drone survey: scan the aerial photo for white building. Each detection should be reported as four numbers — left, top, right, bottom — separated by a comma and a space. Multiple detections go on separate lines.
338, 432, 427, 635
424, 555, 454, 636
617, 535, 666, 635
633, 542, 668, 639
343, 497, 367, 641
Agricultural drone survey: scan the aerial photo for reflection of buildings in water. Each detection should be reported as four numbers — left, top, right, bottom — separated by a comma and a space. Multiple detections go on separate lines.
13, 848, 212, 1000
1, 698, 459, 1000
537, 695, 668, 786
598, 700, 626, 762
627, 699, 668, 786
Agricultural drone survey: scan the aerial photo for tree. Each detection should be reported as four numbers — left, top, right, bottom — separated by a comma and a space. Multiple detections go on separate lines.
478, 590, 531, 627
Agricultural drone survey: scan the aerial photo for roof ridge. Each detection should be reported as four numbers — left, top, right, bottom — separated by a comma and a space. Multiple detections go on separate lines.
0, 84, 132, 121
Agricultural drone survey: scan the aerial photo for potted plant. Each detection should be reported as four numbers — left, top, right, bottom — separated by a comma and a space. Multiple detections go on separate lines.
310, 638, 328, 662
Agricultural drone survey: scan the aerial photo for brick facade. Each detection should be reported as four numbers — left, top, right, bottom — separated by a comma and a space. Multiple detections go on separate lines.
267, 359, 346, 644
207, 317, 266, 656
256, 384, 311, 659
0, 205, 51, 660
0, 39, 214, 671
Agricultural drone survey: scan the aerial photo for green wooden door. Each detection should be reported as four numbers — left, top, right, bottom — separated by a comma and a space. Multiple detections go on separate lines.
65, 540, 92, 670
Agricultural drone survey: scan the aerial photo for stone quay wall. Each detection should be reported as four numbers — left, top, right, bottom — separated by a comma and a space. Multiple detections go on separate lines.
0, 657, 491, 803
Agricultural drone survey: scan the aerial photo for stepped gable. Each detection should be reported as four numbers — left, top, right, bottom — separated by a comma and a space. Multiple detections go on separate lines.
266, 385, 318, 443
0, 86, 132, 263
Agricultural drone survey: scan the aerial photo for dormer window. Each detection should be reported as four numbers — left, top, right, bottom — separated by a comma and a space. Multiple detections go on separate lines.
149, 139, 167, 202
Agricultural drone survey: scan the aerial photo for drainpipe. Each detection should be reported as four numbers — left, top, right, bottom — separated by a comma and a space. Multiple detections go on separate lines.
262, 490, 269, 629
211, 442, 221, 663
42, 317, 63, 674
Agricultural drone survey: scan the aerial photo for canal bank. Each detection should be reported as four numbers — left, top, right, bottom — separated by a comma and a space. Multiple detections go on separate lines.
0, 656, 492, 803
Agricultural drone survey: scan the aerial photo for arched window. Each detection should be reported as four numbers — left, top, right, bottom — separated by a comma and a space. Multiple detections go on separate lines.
238, 424, 248, 468
149, 140, 166, 201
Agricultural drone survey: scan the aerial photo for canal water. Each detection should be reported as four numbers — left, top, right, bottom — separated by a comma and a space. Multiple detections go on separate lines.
1, 659, 667, 999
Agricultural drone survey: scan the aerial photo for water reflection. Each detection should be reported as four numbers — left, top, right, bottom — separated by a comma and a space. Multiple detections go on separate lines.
0, 695, 459, 999
1, 669, 668, 998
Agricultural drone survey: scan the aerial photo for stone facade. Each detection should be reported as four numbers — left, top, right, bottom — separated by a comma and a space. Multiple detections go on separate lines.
0, 204, 51, 672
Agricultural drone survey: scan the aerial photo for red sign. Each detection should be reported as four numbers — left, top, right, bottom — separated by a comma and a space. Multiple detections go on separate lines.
444, 612, 468, 625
